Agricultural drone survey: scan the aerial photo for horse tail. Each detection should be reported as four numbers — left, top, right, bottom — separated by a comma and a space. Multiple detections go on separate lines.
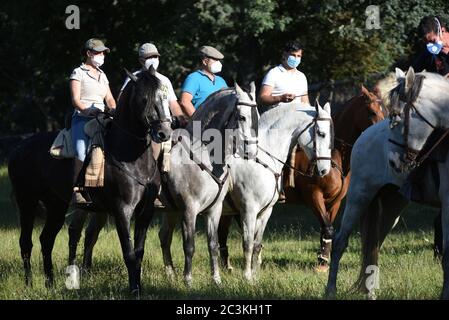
353, 196, 381, 293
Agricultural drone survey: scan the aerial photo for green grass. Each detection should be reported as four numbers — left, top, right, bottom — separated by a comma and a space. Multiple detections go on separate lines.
0, 165, 443, 300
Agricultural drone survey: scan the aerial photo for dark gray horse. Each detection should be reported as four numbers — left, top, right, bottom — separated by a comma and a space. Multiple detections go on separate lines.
8, 67, 172, 295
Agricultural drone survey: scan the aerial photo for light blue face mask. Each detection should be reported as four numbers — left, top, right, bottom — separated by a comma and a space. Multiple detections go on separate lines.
287, 55, 301, 68
427, 40, 443, 55
426, 18, 444, 55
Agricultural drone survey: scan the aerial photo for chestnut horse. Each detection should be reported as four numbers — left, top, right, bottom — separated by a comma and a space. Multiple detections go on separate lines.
217, 85, 384, 271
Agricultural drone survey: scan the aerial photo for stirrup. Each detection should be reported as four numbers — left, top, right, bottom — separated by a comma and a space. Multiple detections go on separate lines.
71, 187, 92, 205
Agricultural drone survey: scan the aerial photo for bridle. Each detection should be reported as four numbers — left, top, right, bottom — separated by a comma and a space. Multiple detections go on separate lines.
387, 85, 445, 169
257, 110, 334, 180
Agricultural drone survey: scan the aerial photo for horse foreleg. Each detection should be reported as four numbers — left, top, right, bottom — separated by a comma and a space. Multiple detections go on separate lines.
205, 204, 223, 285
241, 211, 257, 281
325, 190, 372, 299
68, 209, 88, 266
310, 191, 331, 271
218, 215, 234, 271
252, 207, 273, 276
134, 202, 155, 291
158, 210, 179, 279
181, 210, 198, 286
83, 211, 108, 270
39, 199, 68, 288
114, 208, 138, 295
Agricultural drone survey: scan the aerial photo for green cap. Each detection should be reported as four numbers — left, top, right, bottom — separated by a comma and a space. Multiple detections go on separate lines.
84, 38, 110, 53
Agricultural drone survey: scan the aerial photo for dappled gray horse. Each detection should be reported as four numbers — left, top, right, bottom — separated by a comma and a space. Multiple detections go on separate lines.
161, 100, 333, 281
325, 67, 449, 300
159, 83, 258, 285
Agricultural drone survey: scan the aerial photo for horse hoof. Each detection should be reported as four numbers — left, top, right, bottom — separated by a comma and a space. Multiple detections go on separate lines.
314, 264, 329, 273
324, 286, 336, 300
184, 275, 193, 288
213, 276, 222, 286
44, 278, 54, 289
226, 265, 234, 272
367, 291, 377, 300
165, 266, 176, 280
130, 288, 141, 300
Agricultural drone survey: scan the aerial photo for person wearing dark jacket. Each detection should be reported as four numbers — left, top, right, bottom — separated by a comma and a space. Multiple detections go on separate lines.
412, 15, 449, 77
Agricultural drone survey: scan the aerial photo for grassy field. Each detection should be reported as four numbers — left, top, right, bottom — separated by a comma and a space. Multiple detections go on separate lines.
0, 165, 443, 300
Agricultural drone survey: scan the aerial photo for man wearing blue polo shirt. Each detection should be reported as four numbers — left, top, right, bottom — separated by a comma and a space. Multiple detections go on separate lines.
180, 45, 228, 116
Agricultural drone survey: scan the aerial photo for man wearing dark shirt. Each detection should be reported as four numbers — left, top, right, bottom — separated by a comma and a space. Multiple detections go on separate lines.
412, 15, 449, 77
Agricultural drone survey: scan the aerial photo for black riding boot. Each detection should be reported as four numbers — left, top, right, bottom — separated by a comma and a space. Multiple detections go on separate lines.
72, 159, 91, 205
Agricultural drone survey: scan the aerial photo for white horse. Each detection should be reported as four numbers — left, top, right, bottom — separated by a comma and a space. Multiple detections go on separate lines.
160, 100, 333, 282
325, 67, 449, 299
224, 101, 333, 280
159, 83, 259, 286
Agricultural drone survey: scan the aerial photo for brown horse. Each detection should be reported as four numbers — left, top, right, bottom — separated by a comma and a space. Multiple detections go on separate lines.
217, 85, 384, 272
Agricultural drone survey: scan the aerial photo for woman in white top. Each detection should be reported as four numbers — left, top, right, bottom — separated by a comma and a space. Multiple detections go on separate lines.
259, 41, 310, 106
69, 38, 116, 203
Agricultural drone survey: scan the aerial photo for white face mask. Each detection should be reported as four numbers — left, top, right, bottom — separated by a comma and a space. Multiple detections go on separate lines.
145, 57, 159, 71
210, 60, 222, 73
91, 54, 104, 68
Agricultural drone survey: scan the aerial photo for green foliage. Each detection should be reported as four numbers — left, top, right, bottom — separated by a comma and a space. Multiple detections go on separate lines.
1, 0, 449, 135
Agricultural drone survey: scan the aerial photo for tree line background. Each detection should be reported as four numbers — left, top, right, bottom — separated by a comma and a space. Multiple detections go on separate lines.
1, 0, 448, 137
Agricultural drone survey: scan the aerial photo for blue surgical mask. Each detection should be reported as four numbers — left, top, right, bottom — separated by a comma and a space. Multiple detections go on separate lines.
427, 40, 443, 55
427, 17, 444, 55
287, 55, 301, 68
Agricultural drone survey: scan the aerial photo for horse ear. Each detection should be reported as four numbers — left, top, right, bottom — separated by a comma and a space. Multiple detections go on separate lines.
147, 65, 156, 75
124, 68, 138, 83
234, 82, 243, 96
395, 67, 405, 81
249, 81, 256, 99
314, 98, 320, 113
405, 66, 415, 96
323, 102, 331, 115
360, 84, 370, 96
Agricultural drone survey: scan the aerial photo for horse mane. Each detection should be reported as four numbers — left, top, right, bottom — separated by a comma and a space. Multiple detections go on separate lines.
388, 73, 425, 109
116, 70, 160, 114
189, 88, 237, 132
258, 102, 316, 131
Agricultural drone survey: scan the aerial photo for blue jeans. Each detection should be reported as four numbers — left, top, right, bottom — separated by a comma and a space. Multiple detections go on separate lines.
71, 113, 91, 161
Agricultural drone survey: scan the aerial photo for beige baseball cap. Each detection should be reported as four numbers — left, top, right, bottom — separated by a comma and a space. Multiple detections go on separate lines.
199, 45, 224, 60
84, 38, 110, 53
138, 43, 160, 58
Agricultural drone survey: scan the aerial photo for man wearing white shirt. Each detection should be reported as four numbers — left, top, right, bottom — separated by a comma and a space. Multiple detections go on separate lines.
259, 41, 309, 106
259, 41, 310, 202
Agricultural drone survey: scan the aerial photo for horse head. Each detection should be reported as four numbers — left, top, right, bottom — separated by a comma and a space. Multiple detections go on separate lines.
123, 67, 172, 143
358, 84, 385, 129
296, 100, 333, 177
387, 67, 449, 172
233, 82, 259, 159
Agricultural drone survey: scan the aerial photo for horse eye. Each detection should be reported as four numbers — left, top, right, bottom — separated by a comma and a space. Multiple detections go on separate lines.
239, 115, 246, 121
318, 131, 326, 138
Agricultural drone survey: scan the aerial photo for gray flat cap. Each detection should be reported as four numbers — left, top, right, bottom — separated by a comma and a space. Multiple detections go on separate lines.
138, 43, 160, 58
84, 38, 110, 53
199, 45, 224, 60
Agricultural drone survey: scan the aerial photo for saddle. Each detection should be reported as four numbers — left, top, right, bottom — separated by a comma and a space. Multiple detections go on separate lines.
49, 115, 111, 187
